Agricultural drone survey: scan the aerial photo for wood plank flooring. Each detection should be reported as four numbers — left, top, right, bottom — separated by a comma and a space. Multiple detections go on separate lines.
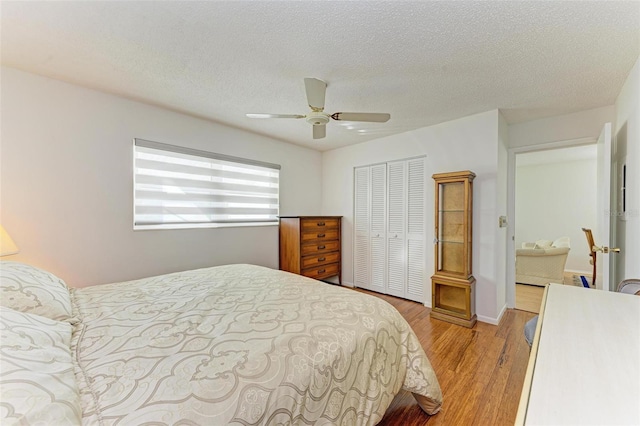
353, 289, 536, 426
515, 284, 544, 313
515, 271, 583, 314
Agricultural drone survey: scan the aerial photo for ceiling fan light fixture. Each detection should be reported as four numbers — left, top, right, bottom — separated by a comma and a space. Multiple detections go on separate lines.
306, 111, 330, 126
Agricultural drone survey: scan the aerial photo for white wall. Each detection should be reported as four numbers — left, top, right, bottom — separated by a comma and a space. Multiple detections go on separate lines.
322, 110, 503, 323
508, 105, 615, 149
615, 56, 640, 280
496, 112, 509, 316
515, 158, 597, 272
0, 67, 322, 287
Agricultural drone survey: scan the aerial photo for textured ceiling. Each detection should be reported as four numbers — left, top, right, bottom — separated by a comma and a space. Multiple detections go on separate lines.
1, 1, 638, 151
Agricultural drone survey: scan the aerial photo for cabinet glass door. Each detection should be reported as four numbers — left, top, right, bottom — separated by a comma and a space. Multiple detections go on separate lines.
437, 181, 465, 275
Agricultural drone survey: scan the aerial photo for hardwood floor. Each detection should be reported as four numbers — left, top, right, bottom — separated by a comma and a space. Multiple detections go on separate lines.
515, 271, 582, 314
353, 289, 536, 426
515, 284, 544, 313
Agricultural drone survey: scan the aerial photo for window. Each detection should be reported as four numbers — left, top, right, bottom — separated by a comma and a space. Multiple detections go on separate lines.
133, 139, 280, 229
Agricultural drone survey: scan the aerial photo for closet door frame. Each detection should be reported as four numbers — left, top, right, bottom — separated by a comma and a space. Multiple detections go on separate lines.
406, 157, 427, 301
369, 163, 387, 294
386, 160, 407, 298
353, 166, 371, 290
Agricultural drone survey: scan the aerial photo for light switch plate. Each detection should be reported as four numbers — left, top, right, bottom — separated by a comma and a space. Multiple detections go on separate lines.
499, 216, 508, 228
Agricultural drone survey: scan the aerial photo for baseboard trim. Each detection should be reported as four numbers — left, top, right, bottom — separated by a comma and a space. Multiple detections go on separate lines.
349, 283, 507, 325
565, 269, 591, 275
477, 303, 508, 325
345, 283, 432, 308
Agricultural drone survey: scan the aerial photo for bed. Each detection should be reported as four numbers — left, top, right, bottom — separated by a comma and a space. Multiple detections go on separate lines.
0, 261, 442, 425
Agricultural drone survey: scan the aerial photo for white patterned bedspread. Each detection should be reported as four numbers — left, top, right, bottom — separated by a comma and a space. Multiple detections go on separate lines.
71, 264, 442, 425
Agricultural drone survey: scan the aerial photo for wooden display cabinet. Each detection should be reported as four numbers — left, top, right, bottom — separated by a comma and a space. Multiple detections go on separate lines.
430, 170, 476, 328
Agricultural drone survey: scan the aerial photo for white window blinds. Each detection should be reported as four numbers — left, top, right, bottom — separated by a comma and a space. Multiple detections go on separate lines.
134, 139, 280, 228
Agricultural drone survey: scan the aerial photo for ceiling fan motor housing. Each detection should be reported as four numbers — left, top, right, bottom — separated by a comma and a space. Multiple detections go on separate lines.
306, 111, 330, 126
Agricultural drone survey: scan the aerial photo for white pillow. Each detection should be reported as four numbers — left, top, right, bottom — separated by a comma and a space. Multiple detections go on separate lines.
552, 237, 571, 248
534, 240, 553, 249
0, 306, 82, 425
0, 261, 74, 322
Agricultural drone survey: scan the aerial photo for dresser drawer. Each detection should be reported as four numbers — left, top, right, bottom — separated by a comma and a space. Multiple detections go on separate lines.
301, 252, 340, 269
301, 240, 340, 256
301, 218, 340, 231
302, 263, 339, 280
301, 229, 339, 242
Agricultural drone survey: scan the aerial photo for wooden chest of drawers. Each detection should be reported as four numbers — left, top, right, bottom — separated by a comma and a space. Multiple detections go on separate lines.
279, 216, 342, 283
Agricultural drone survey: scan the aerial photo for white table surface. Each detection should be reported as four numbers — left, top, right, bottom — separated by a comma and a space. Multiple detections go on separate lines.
523, 284, 640, 425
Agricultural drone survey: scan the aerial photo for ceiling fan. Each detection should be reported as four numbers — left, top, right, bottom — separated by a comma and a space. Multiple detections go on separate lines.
246, 78, 391, 140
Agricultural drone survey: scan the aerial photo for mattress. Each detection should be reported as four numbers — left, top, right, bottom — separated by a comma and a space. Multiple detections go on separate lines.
1, 262, 442, 425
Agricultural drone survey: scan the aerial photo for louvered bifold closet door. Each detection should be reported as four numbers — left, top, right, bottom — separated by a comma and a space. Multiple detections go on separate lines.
386, 161, 406, 298
406, 158, 426, 301
369, 164, 387, 293
354, 167, 371, 289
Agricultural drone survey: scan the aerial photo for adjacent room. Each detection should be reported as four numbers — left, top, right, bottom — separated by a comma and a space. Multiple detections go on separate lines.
1, 2, 639, 425
514, 145, 598, 313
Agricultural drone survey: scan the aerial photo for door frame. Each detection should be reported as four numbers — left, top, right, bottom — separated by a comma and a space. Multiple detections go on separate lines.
595, 122, 612, 291
506, 137, 596, 308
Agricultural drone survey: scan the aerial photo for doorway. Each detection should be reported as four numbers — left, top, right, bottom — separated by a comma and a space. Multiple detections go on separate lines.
506, 137, 598, 309
513, 145, 598, 312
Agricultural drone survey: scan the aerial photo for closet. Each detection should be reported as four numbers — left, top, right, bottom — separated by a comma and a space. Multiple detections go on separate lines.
354, 156, 426, 302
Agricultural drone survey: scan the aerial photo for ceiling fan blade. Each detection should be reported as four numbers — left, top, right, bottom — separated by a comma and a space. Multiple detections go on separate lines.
246, 113, 305, 119
304, 78, 327, 110
331, 112, 390, 122
313, 124, 326, 139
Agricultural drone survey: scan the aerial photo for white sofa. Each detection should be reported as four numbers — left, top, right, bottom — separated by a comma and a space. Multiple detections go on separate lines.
516, 237, 570, 286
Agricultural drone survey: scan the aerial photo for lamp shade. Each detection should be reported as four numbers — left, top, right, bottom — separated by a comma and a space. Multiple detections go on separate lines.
0, 226, 19, 256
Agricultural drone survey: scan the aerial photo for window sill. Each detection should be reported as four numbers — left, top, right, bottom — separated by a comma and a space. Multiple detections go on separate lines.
134, 222, 278, 231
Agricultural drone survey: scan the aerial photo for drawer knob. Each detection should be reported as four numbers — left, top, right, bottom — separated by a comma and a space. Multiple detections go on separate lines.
318, 245, 326, 249
318, 233, 325, 238
318, 257, 326, 262
318, 269, 326, 273
317, 222, 325, 226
